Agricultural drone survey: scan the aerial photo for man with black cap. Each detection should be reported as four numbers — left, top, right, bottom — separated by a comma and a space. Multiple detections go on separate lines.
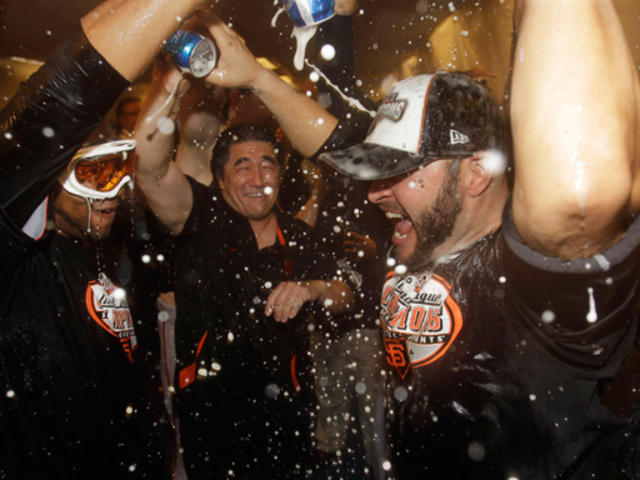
0, 0, 212, 477
197, 1, 640, 478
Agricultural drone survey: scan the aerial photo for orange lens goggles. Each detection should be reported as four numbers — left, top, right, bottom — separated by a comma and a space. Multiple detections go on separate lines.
74, 153, 133, 193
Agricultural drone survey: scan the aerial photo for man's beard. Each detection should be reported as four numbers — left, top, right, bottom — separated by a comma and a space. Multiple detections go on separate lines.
403, 169, 461, 269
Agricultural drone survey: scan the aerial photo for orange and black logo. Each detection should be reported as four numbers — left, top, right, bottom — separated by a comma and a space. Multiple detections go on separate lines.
380, 272, 463, 377
85, 273, 138, 363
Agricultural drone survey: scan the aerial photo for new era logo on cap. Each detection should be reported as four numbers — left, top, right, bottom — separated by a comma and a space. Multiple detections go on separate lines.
449, 129, 470, 145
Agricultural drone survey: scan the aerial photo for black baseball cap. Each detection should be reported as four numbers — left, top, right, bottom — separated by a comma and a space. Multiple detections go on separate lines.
319, 72, 504, 180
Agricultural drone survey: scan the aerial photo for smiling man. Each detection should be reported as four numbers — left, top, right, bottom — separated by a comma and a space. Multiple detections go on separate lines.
134, 64, 354, 478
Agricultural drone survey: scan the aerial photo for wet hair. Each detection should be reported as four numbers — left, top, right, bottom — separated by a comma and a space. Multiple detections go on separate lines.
211, 124, 283, 180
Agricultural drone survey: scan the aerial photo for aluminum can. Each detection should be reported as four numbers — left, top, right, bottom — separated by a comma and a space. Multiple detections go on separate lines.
283, 0, 335, 28
163, 30, 218, 78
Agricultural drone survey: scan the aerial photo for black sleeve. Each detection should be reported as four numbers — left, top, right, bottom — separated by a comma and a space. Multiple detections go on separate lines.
314, 113, 372, 159
501, 200, 640, 375
0, 27, 130, 227
178, 176, 222, 237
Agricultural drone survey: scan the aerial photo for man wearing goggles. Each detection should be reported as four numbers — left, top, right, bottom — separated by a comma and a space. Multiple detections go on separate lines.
0, 0, 213, 478
56, 139, 136, 240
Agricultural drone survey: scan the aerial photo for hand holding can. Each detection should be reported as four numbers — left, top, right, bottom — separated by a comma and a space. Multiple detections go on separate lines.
163, 30, 218, 78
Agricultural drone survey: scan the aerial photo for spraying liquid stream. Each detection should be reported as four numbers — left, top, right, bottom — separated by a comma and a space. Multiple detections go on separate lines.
145, 77, 184, 125
292, 25, 318, 71
305, 60, 376, 117
270, 6, 286, 27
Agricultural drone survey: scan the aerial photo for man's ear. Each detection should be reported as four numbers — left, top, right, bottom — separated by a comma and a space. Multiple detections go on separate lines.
463, 154, 493, 197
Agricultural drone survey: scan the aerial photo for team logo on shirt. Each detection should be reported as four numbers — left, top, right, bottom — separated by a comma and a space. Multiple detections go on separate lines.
85, 273, 138, 363
380, 272, 463, 378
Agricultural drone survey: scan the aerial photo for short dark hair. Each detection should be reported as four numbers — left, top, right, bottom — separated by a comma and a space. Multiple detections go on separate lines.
211, 124, 283, 180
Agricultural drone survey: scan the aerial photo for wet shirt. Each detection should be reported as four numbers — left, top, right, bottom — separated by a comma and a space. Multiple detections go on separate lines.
0, 31, 168, 479
172, 178, 342, 478
383, 202, 640, 479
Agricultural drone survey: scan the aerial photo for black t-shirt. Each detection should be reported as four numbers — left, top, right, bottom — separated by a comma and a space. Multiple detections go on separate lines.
312, 177, 391, 334
381, 202, 640, 479
172, 178, 344, 479
0, 30, 169, 479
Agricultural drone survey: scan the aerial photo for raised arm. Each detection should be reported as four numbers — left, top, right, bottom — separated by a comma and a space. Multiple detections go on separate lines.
0, 0, 207, 227
81, 0, 206, 82
134, 61, 194, 234
198, 13, 338, 158
510, 0, 640, 258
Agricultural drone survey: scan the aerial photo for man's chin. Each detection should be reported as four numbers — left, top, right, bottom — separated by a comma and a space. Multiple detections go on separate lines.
391, 243, 418, 268
87, 223, 113, 241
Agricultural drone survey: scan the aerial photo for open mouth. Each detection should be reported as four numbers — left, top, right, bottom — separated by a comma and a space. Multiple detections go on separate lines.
386, 210, 414, 244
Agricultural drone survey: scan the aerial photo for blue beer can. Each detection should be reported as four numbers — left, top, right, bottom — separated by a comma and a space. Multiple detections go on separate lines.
283, 0, 335, 28
163, 30, 218, 78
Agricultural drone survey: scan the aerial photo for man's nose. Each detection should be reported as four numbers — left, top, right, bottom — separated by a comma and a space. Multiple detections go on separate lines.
368, 179, 393, 204
248, 165, 266, 185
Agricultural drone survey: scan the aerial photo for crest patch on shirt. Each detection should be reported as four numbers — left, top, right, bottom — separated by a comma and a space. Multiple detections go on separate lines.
380, 272, 462, 377
85, 273, 138, 363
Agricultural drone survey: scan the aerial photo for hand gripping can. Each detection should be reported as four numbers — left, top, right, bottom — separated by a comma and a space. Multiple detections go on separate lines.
163, 30, 218, 78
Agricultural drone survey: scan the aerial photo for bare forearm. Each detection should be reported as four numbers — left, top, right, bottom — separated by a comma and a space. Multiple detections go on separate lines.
252, 68, 338, 157
135, 70, 186, 178
135, 64, 193, 234
81, 0, 204, 82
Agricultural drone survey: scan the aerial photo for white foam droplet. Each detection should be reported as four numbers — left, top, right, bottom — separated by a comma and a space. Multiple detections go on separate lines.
157, 116, 175, 135
113, 288, 126, 302
320, 43, 336, 61
394, 264, 408, 275
541, 310, 555, 324
292, 25, 318, 71
264, 186, 273, 195
586, 287, 598, 323
393, 386, 408, 401
481, 149, 507, 176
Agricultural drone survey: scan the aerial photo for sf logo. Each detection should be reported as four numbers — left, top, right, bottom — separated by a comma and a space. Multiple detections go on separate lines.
385, 338, 410, 379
